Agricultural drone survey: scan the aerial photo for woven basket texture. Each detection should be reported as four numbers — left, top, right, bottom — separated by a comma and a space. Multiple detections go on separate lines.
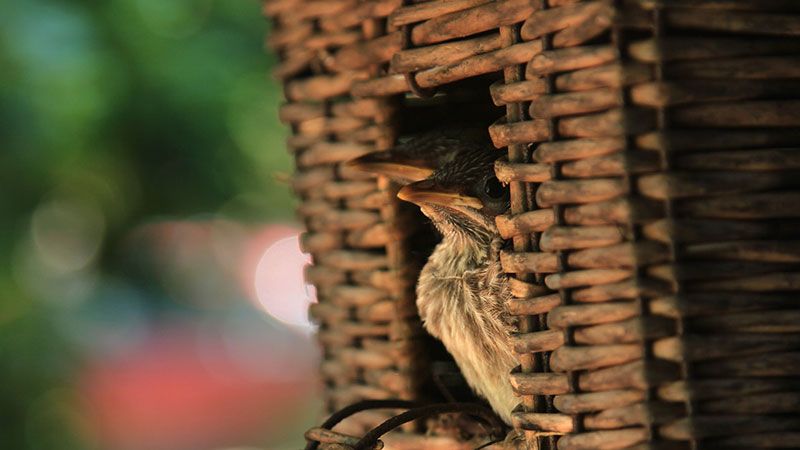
265, 0, 800, 449
264, 0, 427, 438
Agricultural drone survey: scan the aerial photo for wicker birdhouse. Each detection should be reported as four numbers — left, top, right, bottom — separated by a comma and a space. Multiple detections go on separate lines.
264, 1, 800, 449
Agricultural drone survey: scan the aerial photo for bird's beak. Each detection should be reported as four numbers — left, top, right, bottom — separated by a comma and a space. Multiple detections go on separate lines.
346, 151, 434, 182
397, 179, 483, 210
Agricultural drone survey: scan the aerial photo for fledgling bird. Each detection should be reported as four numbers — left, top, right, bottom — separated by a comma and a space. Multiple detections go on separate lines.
349, 132, 518, 424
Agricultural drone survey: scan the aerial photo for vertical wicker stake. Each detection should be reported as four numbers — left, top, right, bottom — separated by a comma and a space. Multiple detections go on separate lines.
498, 18, 548, 450
540, 0, 575, 447
643, 4, 688, 448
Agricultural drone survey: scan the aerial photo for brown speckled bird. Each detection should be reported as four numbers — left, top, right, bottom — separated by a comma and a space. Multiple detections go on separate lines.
350, 132, 518, 424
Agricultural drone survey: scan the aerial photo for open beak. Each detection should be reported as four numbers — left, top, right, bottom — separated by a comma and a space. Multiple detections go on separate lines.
397, 179, 483, 210
346, 151, 434, 183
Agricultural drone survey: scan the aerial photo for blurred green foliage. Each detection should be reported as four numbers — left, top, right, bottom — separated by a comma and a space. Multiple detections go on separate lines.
0, 0, 295, 448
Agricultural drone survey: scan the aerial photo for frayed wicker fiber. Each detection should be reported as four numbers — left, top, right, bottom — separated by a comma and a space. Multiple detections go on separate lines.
266, 1, 800, 449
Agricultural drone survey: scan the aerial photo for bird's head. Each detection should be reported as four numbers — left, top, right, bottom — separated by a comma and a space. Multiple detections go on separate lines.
348, 132, 508, 241
399, 144, 508, 241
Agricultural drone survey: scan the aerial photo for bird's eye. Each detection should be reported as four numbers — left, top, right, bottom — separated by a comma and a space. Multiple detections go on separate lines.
483, 176, 507, 200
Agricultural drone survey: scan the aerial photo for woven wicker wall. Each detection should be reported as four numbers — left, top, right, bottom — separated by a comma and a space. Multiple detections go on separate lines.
264, 0, 430, 437
491, 2, 800, 449
266, 1, 800, 449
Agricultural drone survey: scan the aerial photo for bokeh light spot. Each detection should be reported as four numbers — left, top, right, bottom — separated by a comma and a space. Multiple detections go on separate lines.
254, 235, 315, 329
31, 197, 105, 275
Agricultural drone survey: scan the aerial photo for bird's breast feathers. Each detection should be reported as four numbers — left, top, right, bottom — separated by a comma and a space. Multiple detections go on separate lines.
416, 236, 518, 423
